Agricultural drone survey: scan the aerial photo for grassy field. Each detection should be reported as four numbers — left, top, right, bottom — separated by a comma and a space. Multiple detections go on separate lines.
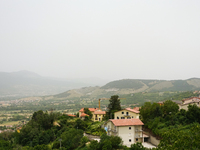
0, 121, 20, 126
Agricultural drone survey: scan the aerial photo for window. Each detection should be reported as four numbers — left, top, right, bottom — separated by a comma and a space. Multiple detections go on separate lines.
136, 138, 138, 141
129, 139, 131, 142
129, 127, 131, 130
127, 117, 131, 119
117, 117, 119, 119
122, 112, 124, 114
96, 115, 97, 117
121, 117, 125, 119
132, 116, 134, 118
126, 112, 129, 115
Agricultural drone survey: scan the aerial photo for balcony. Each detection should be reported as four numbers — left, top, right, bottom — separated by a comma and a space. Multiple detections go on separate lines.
124, 114, 130, 117
135, 134, 142, 138
107, 128, 117, 133
135, 129, 142, 132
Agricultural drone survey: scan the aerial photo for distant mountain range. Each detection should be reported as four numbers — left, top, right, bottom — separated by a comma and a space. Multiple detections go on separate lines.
1, 70, 200, 99
54, 78, 200, 99
0, 70, 108, 98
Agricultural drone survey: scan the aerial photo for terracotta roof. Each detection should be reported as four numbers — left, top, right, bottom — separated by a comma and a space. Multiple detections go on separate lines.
133, 107, 140, 111
125, 108, 140, 114
79, 108, 98, 112
94, 110, 106, 115
67, 114, 76, 117
80, 113, 89, 117
181, 100, 200, 105
110, 119, 144, 126
182, 97, 200, 102
143, 133, 149, 138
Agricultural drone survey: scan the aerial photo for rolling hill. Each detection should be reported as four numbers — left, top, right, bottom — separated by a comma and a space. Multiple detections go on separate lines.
0, 70, 94, 98
53, 78, 200, 99
1, 70, 200, 101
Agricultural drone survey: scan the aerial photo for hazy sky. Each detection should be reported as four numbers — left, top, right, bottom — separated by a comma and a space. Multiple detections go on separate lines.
0, 0, 200, 80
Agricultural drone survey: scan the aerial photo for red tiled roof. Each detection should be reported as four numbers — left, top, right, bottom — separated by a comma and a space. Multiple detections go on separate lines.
133, 107, 140, 111
67, 114, 76, 117
80, 113, 89, 117
182, 97, 200, 102
79, 108, 98, 112
110, 118, 144, 126
125, 108, 140, 114
94, 110, 106, 115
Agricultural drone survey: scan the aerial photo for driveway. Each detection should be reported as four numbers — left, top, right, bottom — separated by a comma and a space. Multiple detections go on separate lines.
142, 142, 157, 149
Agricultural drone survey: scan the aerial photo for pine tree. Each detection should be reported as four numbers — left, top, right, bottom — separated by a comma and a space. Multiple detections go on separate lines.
106, 95, 121, 119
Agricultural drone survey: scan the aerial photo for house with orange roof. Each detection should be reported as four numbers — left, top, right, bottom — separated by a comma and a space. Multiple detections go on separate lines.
79, 108, 106, 121
79, 113, 89, 120
93, 110, 106, 122
103, 118, 144, 147
114, 108, 140, 119
133, 107, 140, 111
67, 114, 76, 117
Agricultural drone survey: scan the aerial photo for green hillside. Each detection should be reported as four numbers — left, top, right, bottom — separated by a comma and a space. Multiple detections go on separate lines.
53, 78, 200, 100
101, 79, 144, 89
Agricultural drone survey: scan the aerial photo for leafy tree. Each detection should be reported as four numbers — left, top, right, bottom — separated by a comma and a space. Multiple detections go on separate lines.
139, 102, 162, 124
176, 109, 187, 124
84, 108, 93, 119
158, 123, 200, 150
33, 144, 50, 150
105, 95, 121, 119
60, 128, 83, 150
76, 112, 79, 117
84, 115, 90, 121
162, 100, 179, 117
98, 133, 122, 150
0, 140, 10, 149
186, 104, 200, 123
80, 136, 89, 146
88, 140, 99, 150
75, 118, 87, 130
130, 142, 146, 150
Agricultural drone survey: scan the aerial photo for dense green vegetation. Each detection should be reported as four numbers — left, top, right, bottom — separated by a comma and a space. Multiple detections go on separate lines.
101, 79, 144, 89
140, 100, 200, 149
163, 91, 199, 100
0, 110, 147, 150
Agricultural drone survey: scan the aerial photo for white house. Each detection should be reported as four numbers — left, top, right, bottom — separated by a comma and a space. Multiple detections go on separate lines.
103, 118, 144, 147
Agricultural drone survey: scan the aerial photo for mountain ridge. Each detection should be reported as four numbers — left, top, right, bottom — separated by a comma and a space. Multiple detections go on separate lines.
1, 70, 200, 99
0, 70, 105, 98
54, 78, 200, 99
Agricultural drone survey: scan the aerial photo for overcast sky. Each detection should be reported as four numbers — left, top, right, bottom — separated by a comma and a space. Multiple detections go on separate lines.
0, 0, 200, 81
